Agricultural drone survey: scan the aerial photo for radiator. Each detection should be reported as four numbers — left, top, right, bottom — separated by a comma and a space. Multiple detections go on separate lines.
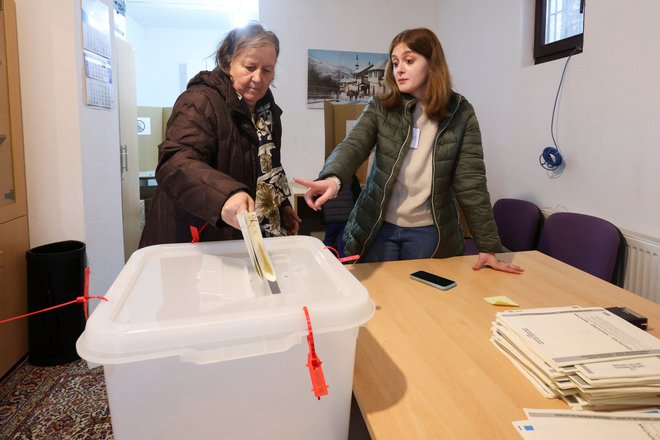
622, 229, 660, 303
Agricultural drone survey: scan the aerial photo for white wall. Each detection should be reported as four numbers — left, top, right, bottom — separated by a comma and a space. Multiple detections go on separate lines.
437, 0, 660, 239
126, 16, 228, 107
259, 0, 441, 182
16, 0, 124, 305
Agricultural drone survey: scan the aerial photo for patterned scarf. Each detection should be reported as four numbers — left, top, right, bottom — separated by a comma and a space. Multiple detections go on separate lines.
252, 102, 292, 236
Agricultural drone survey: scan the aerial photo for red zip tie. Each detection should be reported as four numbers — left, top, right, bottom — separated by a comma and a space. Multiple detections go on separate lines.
323, 246, 360, 264
83, 266, 90, 319
0, 296, 107, 325
0, 266, 107, 325
339, 255, 360, 263
190, 221, 209, 243
325, 246, 340, 258
303, 306, 328, 400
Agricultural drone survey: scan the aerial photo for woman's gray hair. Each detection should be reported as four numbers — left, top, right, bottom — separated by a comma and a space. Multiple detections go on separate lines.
215, 21, 279, 75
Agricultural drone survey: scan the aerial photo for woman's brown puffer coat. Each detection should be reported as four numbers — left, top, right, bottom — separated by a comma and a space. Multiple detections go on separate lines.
139, 69, 289, 247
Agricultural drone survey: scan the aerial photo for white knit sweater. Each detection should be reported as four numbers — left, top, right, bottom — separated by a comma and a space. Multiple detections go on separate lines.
384, 105, 438, 227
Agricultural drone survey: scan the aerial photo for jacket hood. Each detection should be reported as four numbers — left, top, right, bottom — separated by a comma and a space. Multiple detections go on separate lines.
187, 69, 233, 101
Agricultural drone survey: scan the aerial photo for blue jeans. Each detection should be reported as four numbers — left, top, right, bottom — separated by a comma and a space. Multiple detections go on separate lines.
359, 221, 439, 263
323, 223, 347, 258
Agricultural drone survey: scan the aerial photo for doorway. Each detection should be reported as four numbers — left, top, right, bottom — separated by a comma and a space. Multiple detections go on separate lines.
116, 0, 259, 257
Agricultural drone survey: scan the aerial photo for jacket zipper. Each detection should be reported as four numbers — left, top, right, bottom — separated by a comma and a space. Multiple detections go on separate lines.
357, 99, 415, 260
429, 95, 463, 257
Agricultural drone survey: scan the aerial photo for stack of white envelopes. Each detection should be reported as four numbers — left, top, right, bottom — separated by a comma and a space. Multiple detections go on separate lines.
491, 306, 660, 410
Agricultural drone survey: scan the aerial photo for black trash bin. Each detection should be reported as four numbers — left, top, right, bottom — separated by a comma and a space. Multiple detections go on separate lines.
26, 240, 86, 366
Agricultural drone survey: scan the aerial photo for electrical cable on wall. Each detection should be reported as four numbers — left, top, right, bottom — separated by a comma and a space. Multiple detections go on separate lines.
539, 46, 582, 171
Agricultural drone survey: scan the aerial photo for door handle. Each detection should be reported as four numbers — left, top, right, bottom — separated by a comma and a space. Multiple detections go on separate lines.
119, 144, 128, 174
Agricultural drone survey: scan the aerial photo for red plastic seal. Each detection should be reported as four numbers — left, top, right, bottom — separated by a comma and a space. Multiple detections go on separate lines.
303, 306, 328, 399
189, 221, 209, 243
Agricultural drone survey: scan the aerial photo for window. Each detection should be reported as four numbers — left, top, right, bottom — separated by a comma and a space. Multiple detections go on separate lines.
534, 0, 585, 64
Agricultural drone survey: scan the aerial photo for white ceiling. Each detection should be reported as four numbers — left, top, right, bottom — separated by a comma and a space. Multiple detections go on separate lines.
124, 0, 259, 30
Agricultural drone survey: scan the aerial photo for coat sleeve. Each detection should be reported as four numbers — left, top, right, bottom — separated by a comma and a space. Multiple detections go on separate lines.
451, 104, 502, 253
155, 90, 250, 225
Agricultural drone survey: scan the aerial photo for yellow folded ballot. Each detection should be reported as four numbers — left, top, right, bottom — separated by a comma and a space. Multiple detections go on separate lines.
238, 211, 276, 282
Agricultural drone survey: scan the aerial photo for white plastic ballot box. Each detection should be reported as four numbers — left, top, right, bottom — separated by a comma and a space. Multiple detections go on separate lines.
76, 236, 374, 440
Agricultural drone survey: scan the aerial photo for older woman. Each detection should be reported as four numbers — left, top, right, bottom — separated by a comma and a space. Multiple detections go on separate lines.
140, 22, 300, 247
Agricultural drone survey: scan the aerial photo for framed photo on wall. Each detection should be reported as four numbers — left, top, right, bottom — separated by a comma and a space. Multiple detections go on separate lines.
307, 49, 389, 109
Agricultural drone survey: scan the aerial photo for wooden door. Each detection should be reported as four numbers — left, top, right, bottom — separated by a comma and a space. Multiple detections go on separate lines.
0, 217, 29, 376
0, 0, 29, 377
115, 37, 140, 260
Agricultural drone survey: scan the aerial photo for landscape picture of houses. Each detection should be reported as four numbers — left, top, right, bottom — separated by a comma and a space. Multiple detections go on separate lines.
307, 49, 389, 108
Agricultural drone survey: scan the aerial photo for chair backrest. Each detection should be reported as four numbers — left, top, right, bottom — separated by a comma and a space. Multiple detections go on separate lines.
537, 212, 622, 283
493, 198, 543, 252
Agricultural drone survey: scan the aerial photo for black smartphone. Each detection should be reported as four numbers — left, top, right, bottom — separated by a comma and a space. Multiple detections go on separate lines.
409, 270, 457, 291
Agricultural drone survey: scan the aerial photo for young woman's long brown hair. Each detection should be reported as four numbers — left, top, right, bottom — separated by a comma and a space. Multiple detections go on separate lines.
381, 28, 453, 121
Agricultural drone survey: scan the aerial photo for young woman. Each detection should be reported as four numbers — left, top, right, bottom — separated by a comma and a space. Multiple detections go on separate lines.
140, 22, 300, 247
294, 28, 521, 273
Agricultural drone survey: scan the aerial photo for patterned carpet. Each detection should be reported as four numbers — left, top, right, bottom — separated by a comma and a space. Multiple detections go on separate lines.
0, 358, 113, 439
0, 358, 370, 439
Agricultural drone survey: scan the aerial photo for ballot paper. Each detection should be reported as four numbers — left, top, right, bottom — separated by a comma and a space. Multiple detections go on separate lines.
495, 306, 660, 367
237, 211, 276, 282
575, 356, 660, 381
491, 306, 660, 410
513, 408, 660, 439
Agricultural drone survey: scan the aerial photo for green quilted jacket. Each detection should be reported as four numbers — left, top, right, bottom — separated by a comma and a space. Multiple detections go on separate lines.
319, 92, 503, 259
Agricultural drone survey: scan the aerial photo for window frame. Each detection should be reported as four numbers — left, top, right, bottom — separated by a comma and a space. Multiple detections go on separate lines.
534, 0, 584, 64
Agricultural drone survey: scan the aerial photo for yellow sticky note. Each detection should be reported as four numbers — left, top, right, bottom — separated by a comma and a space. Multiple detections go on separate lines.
484, 295, 519, 307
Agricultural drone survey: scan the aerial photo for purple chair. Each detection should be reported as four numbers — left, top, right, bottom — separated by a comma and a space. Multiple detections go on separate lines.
493, 198, 543, 252
537, 212, 624, 284
464, 198, 542, 255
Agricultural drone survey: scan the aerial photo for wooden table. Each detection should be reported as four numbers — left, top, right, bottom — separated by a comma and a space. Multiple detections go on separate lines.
349, 251, 660, 439
288, 180, 307, 214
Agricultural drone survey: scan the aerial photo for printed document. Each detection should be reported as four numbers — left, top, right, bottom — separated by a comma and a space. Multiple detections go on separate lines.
513, 408, 660, 439
492, 306, 660, 410
496, 306, 660, 366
